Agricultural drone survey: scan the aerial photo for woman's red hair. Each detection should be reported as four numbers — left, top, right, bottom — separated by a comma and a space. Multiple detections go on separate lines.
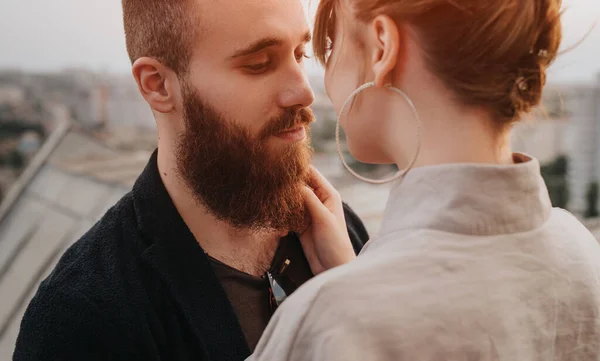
314, 0, 563, 122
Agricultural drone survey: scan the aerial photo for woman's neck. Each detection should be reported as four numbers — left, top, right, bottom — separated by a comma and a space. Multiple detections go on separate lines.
412, 119, 514, 167
386, 90, 514, 169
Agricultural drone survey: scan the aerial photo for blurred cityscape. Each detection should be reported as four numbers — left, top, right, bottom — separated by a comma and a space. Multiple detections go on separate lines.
0, 68, 599, 357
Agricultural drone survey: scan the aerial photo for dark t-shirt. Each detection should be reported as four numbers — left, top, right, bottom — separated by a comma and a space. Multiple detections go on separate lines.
209, 233, 313, 351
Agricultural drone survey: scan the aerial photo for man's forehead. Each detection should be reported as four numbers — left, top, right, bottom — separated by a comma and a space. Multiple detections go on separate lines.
198, 0, 310, 47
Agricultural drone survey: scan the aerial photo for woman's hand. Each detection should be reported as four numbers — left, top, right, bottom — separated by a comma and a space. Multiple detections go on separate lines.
299, 166, 357, 275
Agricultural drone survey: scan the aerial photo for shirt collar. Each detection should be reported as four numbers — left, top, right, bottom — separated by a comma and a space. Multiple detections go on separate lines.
377, 153, 553, 238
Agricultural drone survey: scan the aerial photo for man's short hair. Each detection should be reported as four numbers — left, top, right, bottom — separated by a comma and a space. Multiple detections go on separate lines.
122, 0, 198, 74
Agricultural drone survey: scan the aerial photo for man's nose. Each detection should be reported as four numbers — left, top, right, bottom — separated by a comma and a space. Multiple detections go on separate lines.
276, 63, 315, 110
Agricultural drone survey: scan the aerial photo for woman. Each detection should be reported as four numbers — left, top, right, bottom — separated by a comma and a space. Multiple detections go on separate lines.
251, 0, 600, 360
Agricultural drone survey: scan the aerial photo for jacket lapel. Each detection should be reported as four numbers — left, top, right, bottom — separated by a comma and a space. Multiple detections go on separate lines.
133, 149, 250, 360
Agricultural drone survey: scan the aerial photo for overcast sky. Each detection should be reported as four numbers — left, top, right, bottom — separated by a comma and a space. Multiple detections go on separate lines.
0, 0, 598, 84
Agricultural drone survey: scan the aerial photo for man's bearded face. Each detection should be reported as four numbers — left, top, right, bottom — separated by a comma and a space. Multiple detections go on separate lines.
175, 82, 315, 232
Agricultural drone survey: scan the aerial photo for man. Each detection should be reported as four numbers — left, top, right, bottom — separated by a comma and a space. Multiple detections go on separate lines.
12, 0, 368, 360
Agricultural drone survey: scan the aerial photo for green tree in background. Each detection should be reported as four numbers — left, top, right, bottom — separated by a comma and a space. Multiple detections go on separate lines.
540, 155, 568, 209
6, 149, 25, 170
0, 120, 46, 140
585, 182, 599, 218
30, 123, 46, 138
32, 100, 43, 114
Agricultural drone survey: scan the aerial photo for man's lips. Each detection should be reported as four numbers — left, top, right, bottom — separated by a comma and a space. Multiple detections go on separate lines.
274, 126, 307, 142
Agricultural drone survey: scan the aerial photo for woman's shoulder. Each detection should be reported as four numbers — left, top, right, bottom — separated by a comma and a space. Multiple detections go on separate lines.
546, 207, 599, 246
540, 208, 600, 263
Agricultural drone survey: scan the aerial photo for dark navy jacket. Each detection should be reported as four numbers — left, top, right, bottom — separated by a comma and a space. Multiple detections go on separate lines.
13, 150, 369, 361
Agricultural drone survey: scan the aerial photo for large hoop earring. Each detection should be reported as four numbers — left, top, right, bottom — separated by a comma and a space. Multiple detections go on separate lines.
335, 81, 422, 185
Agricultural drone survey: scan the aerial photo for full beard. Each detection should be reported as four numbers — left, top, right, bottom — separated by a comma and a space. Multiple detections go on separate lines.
175, 84, 314, 233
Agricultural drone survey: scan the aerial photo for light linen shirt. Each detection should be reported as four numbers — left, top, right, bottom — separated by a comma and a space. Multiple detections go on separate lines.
250, 154, 600, 361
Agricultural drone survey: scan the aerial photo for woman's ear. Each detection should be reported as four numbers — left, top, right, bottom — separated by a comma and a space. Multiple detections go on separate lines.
368, 15, 402, 88
131, 57, 179, 114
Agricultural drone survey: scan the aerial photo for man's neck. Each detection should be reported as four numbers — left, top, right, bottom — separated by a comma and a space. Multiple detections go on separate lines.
157, 146, 285, 276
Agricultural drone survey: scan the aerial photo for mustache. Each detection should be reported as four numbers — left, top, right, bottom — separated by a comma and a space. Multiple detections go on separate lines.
259, 107, 315, 140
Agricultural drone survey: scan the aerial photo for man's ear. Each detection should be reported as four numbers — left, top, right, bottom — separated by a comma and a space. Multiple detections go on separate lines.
132, 57, 179, 114
368, 15, 403, 88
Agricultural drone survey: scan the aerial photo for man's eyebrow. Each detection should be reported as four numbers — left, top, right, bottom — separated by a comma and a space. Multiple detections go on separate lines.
229, 31, 312, 59
230, 38, 282, 59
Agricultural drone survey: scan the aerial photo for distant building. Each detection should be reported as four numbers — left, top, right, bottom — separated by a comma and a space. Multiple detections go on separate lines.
512, 76, 600, 218
562, 80, 600, 217
0, 70, 154, 131
89, 75, 155, 131
511, 118, 569, 164
105, 75, 155, 130
0, 86, 25, 106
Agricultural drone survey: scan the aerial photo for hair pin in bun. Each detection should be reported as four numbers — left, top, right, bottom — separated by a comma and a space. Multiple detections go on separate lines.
516, 76, 529, 92
529, 48, 550, 58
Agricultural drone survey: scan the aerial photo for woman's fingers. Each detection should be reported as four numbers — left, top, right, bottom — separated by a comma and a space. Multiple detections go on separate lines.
302, 186, 334, 224
306, 166, 341, 208
300, 185, 355, 275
